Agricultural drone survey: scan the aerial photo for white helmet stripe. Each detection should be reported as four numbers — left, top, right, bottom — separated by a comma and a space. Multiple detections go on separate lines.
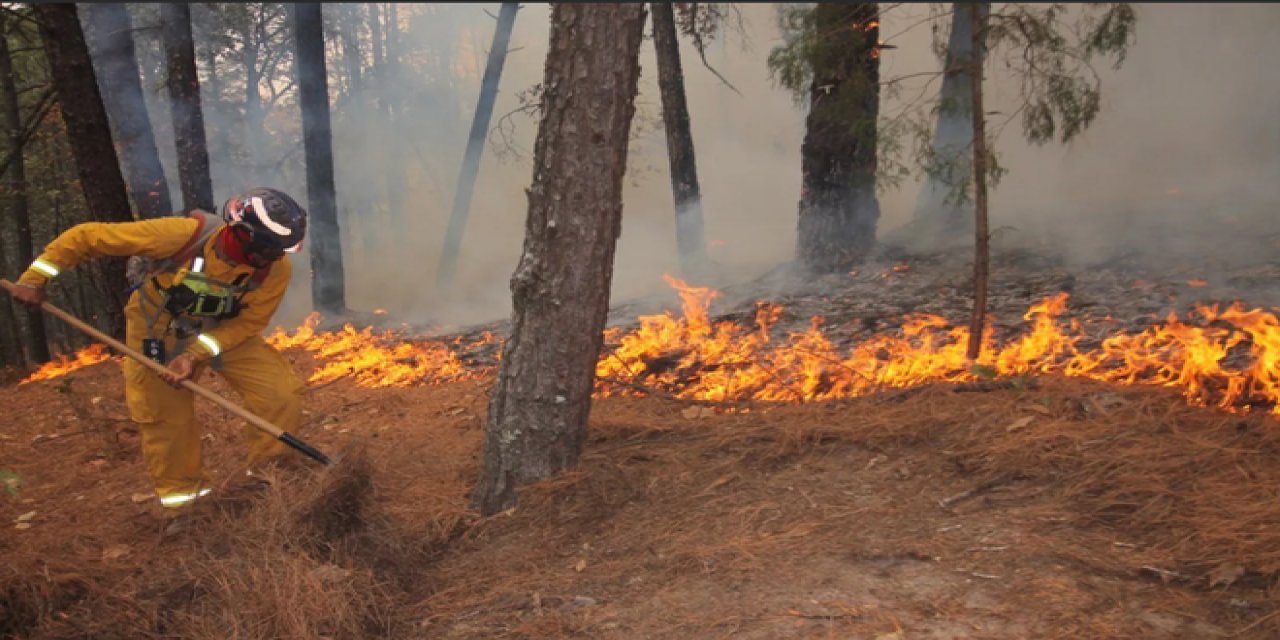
249, 196, 293, 236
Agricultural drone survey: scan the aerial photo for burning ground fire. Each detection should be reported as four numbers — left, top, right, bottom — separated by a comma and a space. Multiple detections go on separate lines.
19, 344, 114, 385
17, 276, 1280, 414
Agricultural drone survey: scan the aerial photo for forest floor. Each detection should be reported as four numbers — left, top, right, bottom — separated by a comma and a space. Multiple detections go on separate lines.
5, 240, 1280, 639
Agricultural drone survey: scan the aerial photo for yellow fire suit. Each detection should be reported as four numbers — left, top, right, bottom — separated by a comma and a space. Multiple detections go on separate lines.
19, 217, 305, 507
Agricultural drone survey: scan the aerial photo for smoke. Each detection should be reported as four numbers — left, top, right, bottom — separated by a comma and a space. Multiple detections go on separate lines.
111, 3, 1280, 331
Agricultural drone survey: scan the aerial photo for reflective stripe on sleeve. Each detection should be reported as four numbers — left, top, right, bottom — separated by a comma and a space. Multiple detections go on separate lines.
159, 487, 212, 507
196, 334, 222, 357
30, 258, 60, 278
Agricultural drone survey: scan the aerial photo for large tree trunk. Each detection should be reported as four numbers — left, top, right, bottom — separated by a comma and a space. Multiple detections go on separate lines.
966, 7, 990, 361
470, 3, 647, 516
651, 2, 708, 278
161, 3, 214, 212
796, 3, 881, 274
436, 2, 518, 289
912, 2, 991, 247
34, 2, 132, 337
293, 3, 346, 314
0, 59, 21, 365
79, 3, 172, 220
0, 13, 48, 364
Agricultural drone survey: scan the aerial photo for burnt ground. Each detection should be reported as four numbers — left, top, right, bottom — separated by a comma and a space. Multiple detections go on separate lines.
5, 244, 1280, 639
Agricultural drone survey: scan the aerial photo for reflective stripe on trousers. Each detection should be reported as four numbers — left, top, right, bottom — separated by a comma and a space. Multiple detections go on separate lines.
159, 487, 212, 507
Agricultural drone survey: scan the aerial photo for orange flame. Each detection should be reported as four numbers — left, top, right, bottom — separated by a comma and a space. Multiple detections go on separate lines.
265, 313, 497, 388
20, 344, 113, 384
27, 278, 1280, 417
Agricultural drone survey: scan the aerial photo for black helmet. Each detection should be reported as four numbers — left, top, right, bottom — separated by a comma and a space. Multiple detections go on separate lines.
221, 187, 307, 255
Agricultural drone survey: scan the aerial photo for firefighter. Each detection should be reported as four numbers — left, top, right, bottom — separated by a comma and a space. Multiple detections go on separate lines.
10, 188, 309, 509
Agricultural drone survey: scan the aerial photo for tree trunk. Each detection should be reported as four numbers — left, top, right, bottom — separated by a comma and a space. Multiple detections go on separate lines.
966, 7, 990, 362
470, 3, 647, 516
34, 2, 131, 337
651, 2, 708, 278
161, 3, 214, 212
337, 3, 363, 98
0, 64, 20, 364
912, 3, 991, 246
381, 3, 404, 227
436, 2, 518, 289
796, 3, 881, 274
0, 13, 48, 364
293, 3, 346, 314
79, 3, 172, 220
243, 11, 264, 182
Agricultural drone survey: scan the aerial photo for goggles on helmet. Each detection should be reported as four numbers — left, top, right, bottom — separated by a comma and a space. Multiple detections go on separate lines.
222, 196, 304, 255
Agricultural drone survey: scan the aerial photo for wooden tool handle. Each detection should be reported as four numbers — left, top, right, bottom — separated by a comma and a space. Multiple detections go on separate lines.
1, 279, 284, 438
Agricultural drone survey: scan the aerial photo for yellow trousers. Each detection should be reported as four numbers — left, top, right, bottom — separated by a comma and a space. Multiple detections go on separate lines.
122, 333, 305, 507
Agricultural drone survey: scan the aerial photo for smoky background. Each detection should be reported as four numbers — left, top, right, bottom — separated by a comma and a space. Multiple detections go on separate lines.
93, 2, 1280, 330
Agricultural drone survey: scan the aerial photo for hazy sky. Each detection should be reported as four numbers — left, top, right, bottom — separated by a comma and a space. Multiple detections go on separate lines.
198, 3, 1279, 328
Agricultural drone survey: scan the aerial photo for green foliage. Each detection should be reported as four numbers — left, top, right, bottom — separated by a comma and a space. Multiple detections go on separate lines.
986, 3, 1137, 145
0, 469, 20, 497
867, 3, 1135, 210
767, 4, 879, 107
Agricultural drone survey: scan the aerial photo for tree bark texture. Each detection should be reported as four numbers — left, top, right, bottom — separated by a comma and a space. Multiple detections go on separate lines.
0, 14, 48, 363
966, 7, 990, 361
35, 2, 132, 337
161, 3, 215, 212
437, 2, 518, 288
796, 3, 881, 274
470, 3, 647, 516
651, 2, 708, 277
79, 3, 172, 220
913, 3, 991, 239
293, 3, 346, 314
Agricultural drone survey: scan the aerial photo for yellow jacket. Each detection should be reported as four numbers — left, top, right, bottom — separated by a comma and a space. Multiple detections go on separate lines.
19, 217, 293, 361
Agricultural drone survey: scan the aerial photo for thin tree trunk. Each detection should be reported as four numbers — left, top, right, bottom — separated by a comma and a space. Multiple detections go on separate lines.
381, 3, 403, 227
162, 3, 214, 212
966, 8, 989, 362
79, 3, 172, 220
337, 3, 363, 98
0, 13, 48, 364
796, 3, 881, 274
293, 3, 346, 314
361, 2, 385, 258
34, 2, 132, 337
912, 3, 991, 245
470, 3, 647, 516
368, 3, 383, 71
436, 2, 518, 288
243, 11, 264, 183
651, 2, 708, 277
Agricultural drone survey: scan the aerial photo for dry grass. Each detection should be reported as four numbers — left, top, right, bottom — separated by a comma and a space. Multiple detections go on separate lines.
7, 370, 1280, 638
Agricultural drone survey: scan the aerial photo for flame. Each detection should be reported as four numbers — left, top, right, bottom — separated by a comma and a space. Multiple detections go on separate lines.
1187, 279, 1208, 288
26, 277, 1280, 417
266, 313, 498, 388
20, 344, 113, 384
593, 279, 1280, 414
